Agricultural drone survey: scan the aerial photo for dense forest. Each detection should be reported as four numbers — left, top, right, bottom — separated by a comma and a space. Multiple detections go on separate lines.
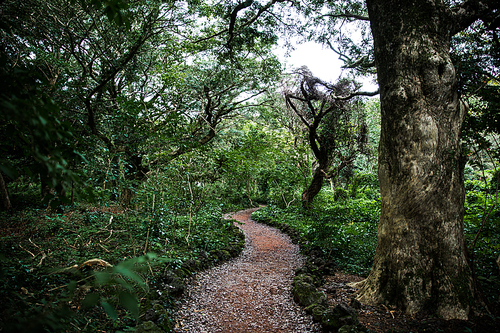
1, 0, 500, 332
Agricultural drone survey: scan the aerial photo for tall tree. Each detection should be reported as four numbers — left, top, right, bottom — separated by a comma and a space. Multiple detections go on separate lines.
303, 0, 500, 319
356, 0, 500, 319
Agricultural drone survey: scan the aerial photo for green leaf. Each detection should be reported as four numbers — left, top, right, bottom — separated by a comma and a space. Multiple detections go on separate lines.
38, 115, 47, 126
101, 300, 118, 320
67, 280, 78, 294
0, 163, 18, 180
82, 293, 100, 309
94, 271, 111, 285
119, 291, 139, 319
115, 277, 134, 290
114, 263, 145, 287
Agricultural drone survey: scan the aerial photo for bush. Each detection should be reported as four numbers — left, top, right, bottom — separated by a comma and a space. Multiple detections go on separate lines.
253, 193, 380, 277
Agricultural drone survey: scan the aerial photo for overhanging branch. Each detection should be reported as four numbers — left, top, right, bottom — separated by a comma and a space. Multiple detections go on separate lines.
330, 89, 379, 100
322, 12, 370, 21
450, 0, 500, 35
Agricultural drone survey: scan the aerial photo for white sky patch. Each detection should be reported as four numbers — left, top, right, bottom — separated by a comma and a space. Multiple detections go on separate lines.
275, 41, 379, 92
278, 41, 344, 82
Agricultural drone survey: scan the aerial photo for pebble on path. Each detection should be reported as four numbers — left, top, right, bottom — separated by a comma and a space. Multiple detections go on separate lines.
173, 208, 321, 332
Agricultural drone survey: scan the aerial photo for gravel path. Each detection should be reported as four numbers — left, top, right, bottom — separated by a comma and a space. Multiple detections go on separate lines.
173, 208, 321, 332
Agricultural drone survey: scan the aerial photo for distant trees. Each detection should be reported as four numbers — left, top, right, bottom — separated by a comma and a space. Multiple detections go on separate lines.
284, 67, 374, 207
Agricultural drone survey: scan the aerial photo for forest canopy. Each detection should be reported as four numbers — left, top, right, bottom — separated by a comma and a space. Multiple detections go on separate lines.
1, 0, 499, 331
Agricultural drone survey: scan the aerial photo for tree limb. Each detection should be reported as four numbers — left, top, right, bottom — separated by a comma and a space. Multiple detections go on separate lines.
321, 12, 370, 21
330, 89, 379, 100
285, 95, 311, 129
227, 0, 254, 46
450, 0, 500, 36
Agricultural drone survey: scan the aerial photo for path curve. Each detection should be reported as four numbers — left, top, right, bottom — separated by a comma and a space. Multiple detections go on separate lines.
173, 208, 321, 332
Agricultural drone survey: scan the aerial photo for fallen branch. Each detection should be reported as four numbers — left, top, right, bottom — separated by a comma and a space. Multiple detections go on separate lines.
76, 258, 113, 270
48, 276, 91, 292
19, 244, 35, 257
28, 238, 41, 249
37, 252, 47, 267
52, 258, 113, 274
63, 238, 77, 249
98, 243, 110, 253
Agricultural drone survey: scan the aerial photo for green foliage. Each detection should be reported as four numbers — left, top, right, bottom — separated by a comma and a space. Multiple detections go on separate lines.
0, 198, 245, 331
1, 0, 498, 325
463, 168, 500, 304
253, 189, 380, 276
81, 0, 132, 28
0, 54, 84, 204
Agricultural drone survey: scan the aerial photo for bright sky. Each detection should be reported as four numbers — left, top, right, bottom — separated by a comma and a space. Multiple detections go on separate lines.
276, 41, 379, 92
279, 41, 344, 81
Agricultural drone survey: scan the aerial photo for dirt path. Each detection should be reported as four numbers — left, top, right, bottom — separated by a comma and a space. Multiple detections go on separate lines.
173, 208, 321, 332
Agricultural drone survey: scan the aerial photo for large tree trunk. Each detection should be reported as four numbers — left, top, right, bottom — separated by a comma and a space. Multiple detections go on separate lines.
355, 0, 473, 320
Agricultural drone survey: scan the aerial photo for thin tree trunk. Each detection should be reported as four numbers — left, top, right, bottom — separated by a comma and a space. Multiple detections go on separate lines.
120, 153, 149, 207
301, 166, 325, 208
0, 173, 12, 211
355, 0, 474, 320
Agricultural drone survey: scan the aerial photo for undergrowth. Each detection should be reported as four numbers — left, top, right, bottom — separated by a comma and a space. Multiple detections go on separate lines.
0, 202, 246, 332
253, 179, 500, 306
252, 190, 380, 277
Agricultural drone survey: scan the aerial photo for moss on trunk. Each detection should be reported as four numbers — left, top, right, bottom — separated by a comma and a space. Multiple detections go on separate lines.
356, 0, 475, 319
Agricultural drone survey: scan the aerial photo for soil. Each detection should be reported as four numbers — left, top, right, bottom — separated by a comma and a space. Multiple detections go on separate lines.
173, 208, 500, 332
321, 271, 500, 333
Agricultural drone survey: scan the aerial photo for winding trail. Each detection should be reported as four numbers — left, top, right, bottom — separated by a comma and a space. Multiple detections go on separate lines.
173, 208, 321, 332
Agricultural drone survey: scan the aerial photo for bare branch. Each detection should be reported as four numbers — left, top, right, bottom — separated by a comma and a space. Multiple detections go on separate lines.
285, 95, 311, 129
322, 12, 370, 21
330, 89, 379, 100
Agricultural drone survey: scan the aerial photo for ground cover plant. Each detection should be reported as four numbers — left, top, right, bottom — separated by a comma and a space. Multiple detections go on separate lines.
0, 197, 246, 332
253, 169, 500, 308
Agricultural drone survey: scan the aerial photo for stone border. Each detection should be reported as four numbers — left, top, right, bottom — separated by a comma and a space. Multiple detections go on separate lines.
251, 210, 369, 333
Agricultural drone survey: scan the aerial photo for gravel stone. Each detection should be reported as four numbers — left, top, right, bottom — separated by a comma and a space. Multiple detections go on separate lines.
173, 208, 321, 332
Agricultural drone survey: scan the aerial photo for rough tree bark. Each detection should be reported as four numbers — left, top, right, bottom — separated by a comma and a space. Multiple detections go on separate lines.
353, 0, 482, 319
